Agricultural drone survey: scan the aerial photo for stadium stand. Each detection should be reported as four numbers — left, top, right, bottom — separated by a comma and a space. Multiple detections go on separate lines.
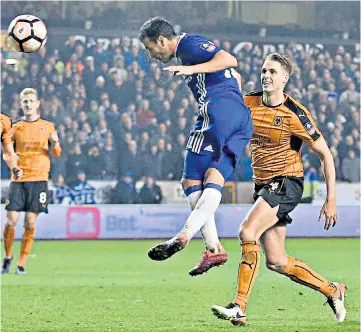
1, 35, 359, 185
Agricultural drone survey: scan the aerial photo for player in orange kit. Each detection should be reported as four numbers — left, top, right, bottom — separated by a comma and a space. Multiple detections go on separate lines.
211, 53, 346, 325
1, 113, 22, 178
1, 88, 62, 274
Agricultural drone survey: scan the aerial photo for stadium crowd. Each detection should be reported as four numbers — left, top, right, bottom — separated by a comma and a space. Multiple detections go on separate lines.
1, 35, 360, 188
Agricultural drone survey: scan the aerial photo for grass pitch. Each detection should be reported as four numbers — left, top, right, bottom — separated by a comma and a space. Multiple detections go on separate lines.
1, 239, 360, 332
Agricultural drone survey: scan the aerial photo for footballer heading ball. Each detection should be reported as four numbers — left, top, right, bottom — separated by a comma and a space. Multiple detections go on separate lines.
8, 14, 47, 53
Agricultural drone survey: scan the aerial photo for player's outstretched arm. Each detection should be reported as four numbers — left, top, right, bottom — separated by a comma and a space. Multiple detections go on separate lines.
2, 143, 23, 179
49, 130, 62, 157
309, 137, 337, 230
164, 50, 237, 76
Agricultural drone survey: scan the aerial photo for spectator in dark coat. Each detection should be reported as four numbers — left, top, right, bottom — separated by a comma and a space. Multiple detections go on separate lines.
142, 145, 162, 180
119, 140, 142, 180
162, 143, 178, 180
66, 143, 88, 182
341, 150, 360, 183
84, 145, 105, 180
111, 172, 139, 204
83, 56, 97, 97
139, 176, 163, 204
102, 135, 118, 179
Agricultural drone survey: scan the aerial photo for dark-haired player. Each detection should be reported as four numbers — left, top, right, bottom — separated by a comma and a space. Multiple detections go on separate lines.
211, 53, 346, 325
139, 17, 253, 276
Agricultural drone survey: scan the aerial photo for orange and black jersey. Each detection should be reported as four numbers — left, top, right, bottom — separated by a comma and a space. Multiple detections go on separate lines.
12, 117, 62, 182
1, 113, 12, 145
245, 91, 323, 184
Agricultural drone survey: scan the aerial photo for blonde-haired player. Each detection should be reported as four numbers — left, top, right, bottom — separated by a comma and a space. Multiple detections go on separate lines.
2, 88, 62, 274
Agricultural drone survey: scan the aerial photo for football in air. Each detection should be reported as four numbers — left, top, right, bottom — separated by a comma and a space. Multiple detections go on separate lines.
8, 14, 47, 53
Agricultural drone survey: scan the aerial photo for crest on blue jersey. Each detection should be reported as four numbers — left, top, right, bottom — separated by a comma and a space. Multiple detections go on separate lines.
200, 41, 216, 52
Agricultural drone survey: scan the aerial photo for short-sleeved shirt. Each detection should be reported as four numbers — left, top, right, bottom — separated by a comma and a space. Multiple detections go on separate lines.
245, 91, 322, 183
12, 118, 57, 182
1, 114, 12, 145
175, 33, 244, 104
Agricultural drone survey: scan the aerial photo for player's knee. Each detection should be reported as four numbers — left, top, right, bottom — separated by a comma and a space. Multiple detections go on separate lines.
238, 223, 256, 242
24, 214, 37, 229
24, 221, 36, 229
6, 213, 19, 227
265, 259, 287, 272
6, 219, 17, 227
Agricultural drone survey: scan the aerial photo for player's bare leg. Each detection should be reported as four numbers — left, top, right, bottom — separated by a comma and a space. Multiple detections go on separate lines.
2, 211, 20, 274
212, 197, 279, 325
148, 169, 227, 267
16, 212, 37, 275
262, 224, 347, 322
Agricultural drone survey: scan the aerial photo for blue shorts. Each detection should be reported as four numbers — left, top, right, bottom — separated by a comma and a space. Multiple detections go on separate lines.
183, 97, 253, 181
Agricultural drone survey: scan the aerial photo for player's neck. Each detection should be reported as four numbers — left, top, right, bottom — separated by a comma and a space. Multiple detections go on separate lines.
171, 36, 181, 56
24, 114, 40, 122
262, 91, 285, 107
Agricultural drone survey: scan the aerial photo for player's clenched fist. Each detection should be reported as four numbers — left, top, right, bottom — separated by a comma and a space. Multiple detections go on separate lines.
11, 167, 23, 180
49, 130, 59, 145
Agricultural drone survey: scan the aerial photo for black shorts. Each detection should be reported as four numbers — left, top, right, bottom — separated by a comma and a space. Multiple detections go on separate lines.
5, 181, 49, 214
253, 176, 304, 224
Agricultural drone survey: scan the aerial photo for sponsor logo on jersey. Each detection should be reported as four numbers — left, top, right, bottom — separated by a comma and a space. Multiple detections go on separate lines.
305, 121, 316, 135
200, 42, 216, 52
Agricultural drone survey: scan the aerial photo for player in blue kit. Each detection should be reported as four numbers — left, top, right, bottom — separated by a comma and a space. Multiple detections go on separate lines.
139, 17, 253, 276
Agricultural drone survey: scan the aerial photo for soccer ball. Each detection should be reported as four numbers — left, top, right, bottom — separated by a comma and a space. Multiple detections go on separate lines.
8, 15, 47, 53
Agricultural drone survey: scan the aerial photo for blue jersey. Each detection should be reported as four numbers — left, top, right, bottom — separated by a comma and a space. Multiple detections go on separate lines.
175, 33, 244, 104
70, 181, 97, 205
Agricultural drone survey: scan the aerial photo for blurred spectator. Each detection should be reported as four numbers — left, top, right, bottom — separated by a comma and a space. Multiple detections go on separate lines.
302, 159, 320, 202
85, 145, 105, 179
339, 81, 360, 104
69, 170, 97, 204
338, 135, 355, 161
136, 99, 155, 128
51, 174, 71, 205
83, 56, 97, 97
102, 135, 118, 179
120, 140, 142, 181
66, 143, 88, 181
139, 176, 163, 204
139, 131, 151, 153
111, 172, 139, 204
162, 143, 178, 180
142, 145, 162, 179
341, 150, 360, 182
